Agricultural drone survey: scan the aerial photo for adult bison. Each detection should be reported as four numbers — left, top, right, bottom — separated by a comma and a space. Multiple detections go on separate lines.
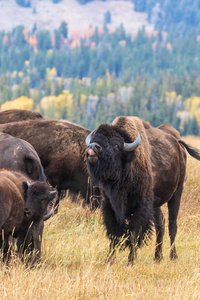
0, 169, 57, 264
0, 132, 46, 182
0, 109, 43, 123
0, 119, 100, 208
157, 123, 181, 139
85, 116, 200, 263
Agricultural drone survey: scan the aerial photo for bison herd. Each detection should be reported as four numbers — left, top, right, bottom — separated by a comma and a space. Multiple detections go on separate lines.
0, 109, 200, 266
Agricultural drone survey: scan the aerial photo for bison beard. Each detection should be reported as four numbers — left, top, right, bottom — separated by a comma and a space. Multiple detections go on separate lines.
86, 123, 154, 264
86, 116, 200, 264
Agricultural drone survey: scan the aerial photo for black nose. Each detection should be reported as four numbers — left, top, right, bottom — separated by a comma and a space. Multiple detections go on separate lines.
89, 143, 102, 153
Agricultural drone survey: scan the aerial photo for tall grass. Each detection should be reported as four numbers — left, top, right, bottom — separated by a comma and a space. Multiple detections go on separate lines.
1, 136, 200, 299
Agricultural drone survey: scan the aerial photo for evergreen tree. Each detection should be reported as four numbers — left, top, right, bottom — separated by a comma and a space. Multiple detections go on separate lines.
36, 30, 52, 50
104, 11, 111, 24
12, 25, 26, 48
59, 21, 68, 39
185, 117, 199, 135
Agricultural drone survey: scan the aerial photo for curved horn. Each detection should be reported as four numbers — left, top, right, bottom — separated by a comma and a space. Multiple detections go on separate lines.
26, 181, 32, 187
124, 132, 141, 152
43, 207, 54, 221
50, 190, 57, 196
85, 129, 96, 146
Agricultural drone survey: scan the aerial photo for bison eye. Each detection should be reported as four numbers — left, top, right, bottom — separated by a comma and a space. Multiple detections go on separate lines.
114, 144, 120, 150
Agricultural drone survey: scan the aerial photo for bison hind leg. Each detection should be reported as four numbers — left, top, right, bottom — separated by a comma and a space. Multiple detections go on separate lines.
128, 237, 137, 265
154, 207, 165, 262
168, 182, 183, 260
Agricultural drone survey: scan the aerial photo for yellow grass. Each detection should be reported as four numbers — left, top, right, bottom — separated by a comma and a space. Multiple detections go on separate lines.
1, 136, 200, 300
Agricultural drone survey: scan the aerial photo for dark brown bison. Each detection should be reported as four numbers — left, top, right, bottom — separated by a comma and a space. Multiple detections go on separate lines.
0, 169, 57, 264
85, 116, 200, 264
0, 132, 46, 182
0, 119, 100, 208
0, 109, 43, 124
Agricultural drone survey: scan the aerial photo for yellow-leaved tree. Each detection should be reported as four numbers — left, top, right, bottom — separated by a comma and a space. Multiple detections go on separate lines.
165, 91, 182, 107
39, 95, 57, 118
184, 96, 200, 127
38, 90, 74, 119
1, 96, 33, 111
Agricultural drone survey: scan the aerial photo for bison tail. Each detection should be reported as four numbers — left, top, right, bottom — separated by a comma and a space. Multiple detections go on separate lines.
178, 139, 200, 161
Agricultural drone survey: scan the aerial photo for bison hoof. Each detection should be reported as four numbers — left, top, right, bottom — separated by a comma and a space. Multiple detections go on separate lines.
154, 256, 163, 264
154, 252, 163, 263
170, 253, 178, 261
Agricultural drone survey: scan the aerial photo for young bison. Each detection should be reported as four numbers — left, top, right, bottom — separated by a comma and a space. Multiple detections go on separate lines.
0, 169, 57, 264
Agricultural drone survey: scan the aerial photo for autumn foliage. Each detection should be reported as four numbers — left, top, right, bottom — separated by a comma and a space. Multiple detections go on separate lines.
1, 96, 33, 111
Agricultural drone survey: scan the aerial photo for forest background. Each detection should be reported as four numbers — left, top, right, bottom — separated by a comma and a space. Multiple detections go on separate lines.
1, 0, 200, 135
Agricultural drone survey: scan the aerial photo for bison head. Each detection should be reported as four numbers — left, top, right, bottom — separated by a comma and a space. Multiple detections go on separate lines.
85, 124, 140, 184
23, 181, 57, 221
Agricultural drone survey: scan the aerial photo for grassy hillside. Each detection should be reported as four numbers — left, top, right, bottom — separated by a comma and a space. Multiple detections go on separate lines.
1, 136, 200, 299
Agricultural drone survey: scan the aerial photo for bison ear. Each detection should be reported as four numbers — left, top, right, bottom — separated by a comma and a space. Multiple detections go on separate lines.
25, 158, 33, 175
22, 181, 29, 195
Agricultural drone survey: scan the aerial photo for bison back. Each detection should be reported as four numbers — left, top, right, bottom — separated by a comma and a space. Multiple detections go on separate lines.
0, 109, 43, 124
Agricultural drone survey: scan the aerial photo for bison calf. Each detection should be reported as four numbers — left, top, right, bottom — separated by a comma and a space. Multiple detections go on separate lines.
0, 169, 56, 264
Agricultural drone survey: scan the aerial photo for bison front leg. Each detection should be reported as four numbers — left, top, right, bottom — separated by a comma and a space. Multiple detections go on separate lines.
154, 207, 165, 262
128, 232, 137, 265
17, 229, 33, 263
128, 243, 136, 265
106, 236, 118, 263
31, 221, 44, 266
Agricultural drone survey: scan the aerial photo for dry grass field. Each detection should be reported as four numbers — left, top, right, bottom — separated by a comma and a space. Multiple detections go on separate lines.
1, 136, 200, 299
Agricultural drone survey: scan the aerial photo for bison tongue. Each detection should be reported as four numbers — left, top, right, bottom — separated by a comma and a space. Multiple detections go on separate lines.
88, 148, 96, 156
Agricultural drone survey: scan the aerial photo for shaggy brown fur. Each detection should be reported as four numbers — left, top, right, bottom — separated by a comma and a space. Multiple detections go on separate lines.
0, 132, 46, 182
0, 119, 99, 208
0, 109, 43, 124
86, 116, 200, 263
0, 169, 56, 264
157, 123, 181, 139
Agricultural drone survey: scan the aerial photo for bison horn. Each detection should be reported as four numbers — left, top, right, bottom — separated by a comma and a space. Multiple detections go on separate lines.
50, 190, 57, 196
43, 207, 54, 221
124, 132, 141, 152
85, 129, 96, 146
27, 181, 32, 187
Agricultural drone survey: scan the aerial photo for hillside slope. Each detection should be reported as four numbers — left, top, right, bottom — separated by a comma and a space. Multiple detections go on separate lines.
0, 0, 153, 36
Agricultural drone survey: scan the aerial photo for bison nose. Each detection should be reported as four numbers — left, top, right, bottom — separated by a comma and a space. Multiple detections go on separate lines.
89, 143, 102, 154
